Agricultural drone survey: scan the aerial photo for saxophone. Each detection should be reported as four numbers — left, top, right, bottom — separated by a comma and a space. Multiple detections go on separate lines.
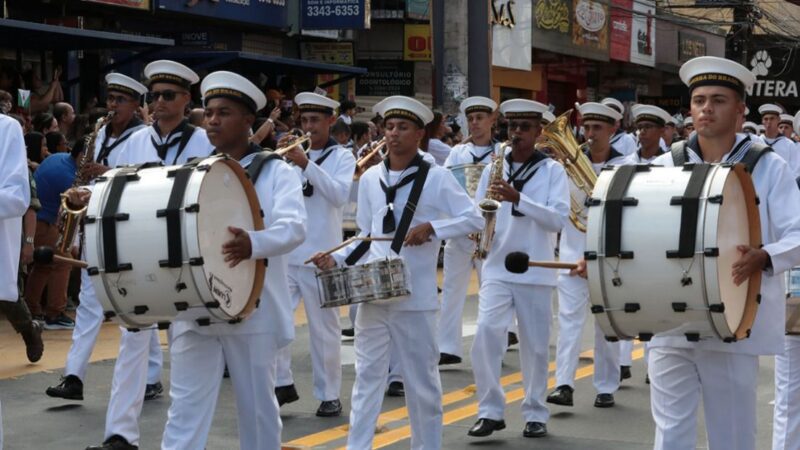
54, 112, 114, 255
473, 140, 509, 259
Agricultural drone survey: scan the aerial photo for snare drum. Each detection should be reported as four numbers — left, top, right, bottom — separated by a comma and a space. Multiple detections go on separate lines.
84, 156, 265, 328
586, 164, 762, 342
786, 268, 800, 335
317, 258, 410, 308
450, 163, 485, 198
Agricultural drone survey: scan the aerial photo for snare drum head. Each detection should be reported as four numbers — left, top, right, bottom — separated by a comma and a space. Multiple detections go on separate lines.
195, 159, 265, 318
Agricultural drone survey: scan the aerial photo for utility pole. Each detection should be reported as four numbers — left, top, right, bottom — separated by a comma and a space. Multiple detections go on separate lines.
728, 1, 755, 65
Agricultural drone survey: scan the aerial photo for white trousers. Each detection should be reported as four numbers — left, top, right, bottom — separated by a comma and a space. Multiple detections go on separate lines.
65, 268, 104, 380
162, 331, 281, 450
471, 280, 552, 423
620, 340, 633, 366
553, 274, 620, 393
437, 241, 480, 358
649, 347, 757, 450
277, 266, 341, 401
774, 335, 800, 450
104, 327, 163, 445
347, 306, 442, 450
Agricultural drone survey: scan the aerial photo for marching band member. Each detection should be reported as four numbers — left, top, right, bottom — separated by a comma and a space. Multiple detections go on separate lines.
759, 103, 800, 176
743, 121, 760, 138
780, 114, 795, 139
601, 97, 636, 156
85, 61, 213, 450
311, 95, 482, 449
467, 99, 569, 438
160, 71, 306, 449
274, 92, 356, 416
663, 116, 678, 148
625, 105, 671, 164
46, 73, 154, 408
438, 96, 500, 365
547, 102, 630, 409
649, 56, 800, 450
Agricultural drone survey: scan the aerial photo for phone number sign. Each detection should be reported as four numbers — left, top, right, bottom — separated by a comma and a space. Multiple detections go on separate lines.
301, 0, 371, 29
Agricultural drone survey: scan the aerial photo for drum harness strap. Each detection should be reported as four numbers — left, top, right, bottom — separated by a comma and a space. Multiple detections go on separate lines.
344, 155, 431, 266
506, 150, 548, 217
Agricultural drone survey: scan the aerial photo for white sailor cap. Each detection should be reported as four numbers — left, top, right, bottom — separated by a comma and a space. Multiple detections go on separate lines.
372, 95, 434, 127
201, 71, 266, 113
684, 116, 693, 126
679, 56, 755, 97
105, 73, 147, 99
742, 121, 758, 133
631, 104, 671, 127
542, 111, 556, 125
758, 103, 782, 117
295, 92, 340, 115
499, 99, 548, 120
578, 102, 622, 124
144, 60, 199, 88
780, 113, 794, 125
601, 97, 624, 114
757, 124, 766, 132
794, 112, 800, 135
460, 96, 497, 115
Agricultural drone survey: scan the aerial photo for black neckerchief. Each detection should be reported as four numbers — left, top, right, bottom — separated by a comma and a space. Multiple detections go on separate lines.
584, 145, 624, 164
684, 133, 751, 163
96, 118, 143, 166
151, 119, 190, 162
764, 135, 785, 146
379, 153, 424, 233
303, 137, 340, 197
505, 150, 548, 217
471, 140, 497, 164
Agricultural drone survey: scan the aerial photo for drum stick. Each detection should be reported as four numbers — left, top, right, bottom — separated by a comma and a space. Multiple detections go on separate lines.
304, 237, 394, 264
33, 246, 88, 268
505, 251, 578, 273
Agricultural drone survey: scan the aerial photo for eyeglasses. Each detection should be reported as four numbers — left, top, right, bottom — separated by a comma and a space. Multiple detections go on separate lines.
146, 90, 182, 103
107, 94, 131, 105
508, 120, 537, 132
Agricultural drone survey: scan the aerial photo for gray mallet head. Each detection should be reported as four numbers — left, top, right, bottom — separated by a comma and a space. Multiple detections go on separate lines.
505, 252, 530, 274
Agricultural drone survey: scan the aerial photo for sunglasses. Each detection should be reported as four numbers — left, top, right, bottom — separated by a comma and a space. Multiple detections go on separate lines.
147, 90, 183, 103
508, 120, 537, 132
107, 94, 131, 105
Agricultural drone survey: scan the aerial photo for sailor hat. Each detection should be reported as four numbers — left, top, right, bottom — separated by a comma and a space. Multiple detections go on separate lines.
105, 73, 147, 99
542, 111, 556, 125
578, 102, 622, 124
372, 96, 434, 127
201, 71, 266, 113
460, 96, 497, 115
144, 60, 200, 88
742, 121, 758, 133
794, 112, 800, 135
295, 92, 340, 115
684, 116, 693, 126
780, 113, 794, 125
601, 97, 624, 114
631, 104, 671, 127
758, 103, 783, 117
757, 124, 766, 133
679, 56, 755, 97
499, 99, 548, 120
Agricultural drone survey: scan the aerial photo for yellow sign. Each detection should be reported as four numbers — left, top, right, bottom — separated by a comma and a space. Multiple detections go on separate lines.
404, 24, 432, 61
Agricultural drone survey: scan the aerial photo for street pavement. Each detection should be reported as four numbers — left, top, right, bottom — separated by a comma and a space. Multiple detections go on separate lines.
0, 272, 780, 449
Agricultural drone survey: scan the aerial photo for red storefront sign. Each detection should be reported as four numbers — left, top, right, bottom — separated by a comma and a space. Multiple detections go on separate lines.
609, 0, 632, 62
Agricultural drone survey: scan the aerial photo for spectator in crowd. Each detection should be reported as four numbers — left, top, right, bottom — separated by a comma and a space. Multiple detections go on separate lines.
338, 100, 356, 125
350, 121, 371, 157
331, 119, 352, 147
0, 89, 12, 115
24, 132, 48, 170
370, 114, 384, 139
53, 102, 76, 144
421, 111, 451, 165
250, 105, 281, 146
22, 67, 64, 114
32, 112, 59, 134
45, 131, 68, 154
24, 143, 81, 330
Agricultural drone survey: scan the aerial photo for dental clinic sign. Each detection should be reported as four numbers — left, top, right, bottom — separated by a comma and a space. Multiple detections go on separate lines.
746, 46, 800, 101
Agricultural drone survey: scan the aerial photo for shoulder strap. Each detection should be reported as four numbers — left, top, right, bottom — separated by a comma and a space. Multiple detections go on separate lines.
670, 140, 687, 166
738, 142, 773, 173
247, 150, 283, 184
172, 123, 197, 165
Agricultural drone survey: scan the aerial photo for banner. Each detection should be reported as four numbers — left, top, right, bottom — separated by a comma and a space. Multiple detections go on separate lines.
83, 0, 150, 10
301, 0, 371, 29
572, 0, 608, 52
406, 0, 430, 20
404, 24, 432, 61
493, 0, 532, 71
609, 0, 631, 62
678, 31, 706, 62
533, 0, 609, 61
155, 0, 287, 28
630, 0, 655, 66
355, 60, 414, 97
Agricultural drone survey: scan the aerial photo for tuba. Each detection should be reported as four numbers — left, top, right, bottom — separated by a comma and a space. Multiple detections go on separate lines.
535, 109, 596, 232
473, 140, 508, 259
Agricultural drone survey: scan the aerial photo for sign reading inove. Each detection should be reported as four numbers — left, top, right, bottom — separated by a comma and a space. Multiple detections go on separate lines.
747, 48, 800, 98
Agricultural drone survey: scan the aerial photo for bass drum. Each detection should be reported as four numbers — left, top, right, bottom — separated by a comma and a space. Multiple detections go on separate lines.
586, 164, 762, 342
84, 156, 265, 329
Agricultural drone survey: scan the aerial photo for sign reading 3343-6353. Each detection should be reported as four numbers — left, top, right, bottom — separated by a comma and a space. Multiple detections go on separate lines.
302, 0, 371, 29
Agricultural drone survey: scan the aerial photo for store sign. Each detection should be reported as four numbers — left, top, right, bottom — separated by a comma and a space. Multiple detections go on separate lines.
536, 0, 569, 32
533, 0, 609, 61
493, 0, 532, 71
155, 0, 287, 28
301, 0, 371, 29
572, 0, 608, 51
609, 0, 631, 62
638, 95, 683, 111
678, 32, 706, 61
406, 0, 430, 20
630, 0, 655, 66
300, 42, 354, 66
747, 46, 800, 99
83, 0, 150, 10
404, 24, 432, 61
356, 60, 414, 97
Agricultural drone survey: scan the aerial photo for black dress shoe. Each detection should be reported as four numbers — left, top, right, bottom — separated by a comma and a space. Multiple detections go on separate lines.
86, 434, 138, 450
546, 385, 574, 406
387, 381, 405, 397
316, 399, 343, 417
439, 353, 462, 365
620, 365, 632, 382
594, 393, 615, 408
275, 384, 299, 406
523, 421, 547, 438
223, 365, 230, 378
507, 331, 519, 347
21, 321, 44, 363
46, 375, 83, 400
468, 418, 506, 437
144, 382, 163, 401
341, 328, 355, 337
645, 373, 650, 384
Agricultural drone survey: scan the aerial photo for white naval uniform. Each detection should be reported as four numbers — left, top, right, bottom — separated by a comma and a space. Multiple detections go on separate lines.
93, 120, 146, 168
115, 120, 215, 167
101, 123, 213, 446
764, 135, 800, 177
162, 147, 306, 450
276, 139, 356, 402
610, 130, 637, 156
470, 153, 570, 424
553, 148, 630, 395
0, 115, 32, 450
650, 134, 800, 450
774, 335, 800, 450
332, 153, 482, 449
437, 141, 498, 358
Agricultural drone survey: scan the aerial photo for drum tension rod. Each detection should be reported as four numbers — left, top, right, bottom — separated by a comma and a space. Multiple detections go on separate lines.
590, 303, 640, 313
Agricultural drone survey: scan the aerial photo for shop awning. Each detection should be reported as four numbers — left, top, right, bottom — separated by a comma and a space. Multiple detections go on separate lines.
159, 50, 367, 77
0, 19, 174, 51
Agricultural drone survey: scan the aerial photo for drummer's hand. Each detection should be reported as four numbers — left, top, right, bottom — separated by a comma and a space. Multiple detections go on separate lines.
284, 144, 309, 170
490, 179, 520, 204
65, 188, 91, 207
732, 245, 769, 286
570, 259, 588, 279
404, 222, 434, 246
310, 252, 337, 270
222, 226, 252, 268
